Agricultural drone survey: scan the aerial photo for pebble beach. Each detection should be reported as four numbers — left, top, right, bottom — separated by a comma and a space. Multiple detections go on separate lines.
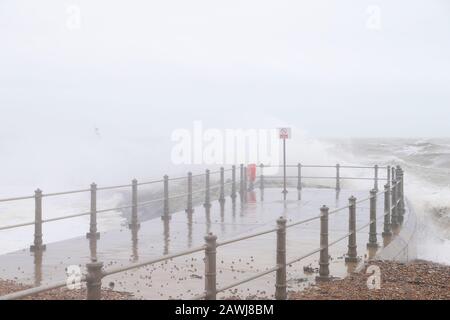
290, 260, 450, 300
2, 260, 448, 300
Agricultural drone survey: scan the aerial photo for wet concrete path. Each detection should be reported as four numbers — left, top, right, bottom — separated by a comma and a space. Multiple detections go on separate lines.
0, 187, 396, 299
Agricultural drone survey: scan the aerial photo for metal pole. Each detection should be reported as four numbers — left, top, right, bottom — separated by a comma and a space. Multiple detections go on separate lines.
297, 163, 302, 191
86, 259, 104, 300
243, 165, 248, 203
282, 139, 287, 200
391, 167, 396, 184
387, 165, 391, 187
204, 169, 211, 209
397, 166, 405, 224
185, 172, 194, 214
345, 196, 358, 263
248, 165, 254, 192
382, 184, 392, 237
275, 216, 287, 300
239, 164, 244, 200
129, 179, 140, 228
374, 165, 379, 192
391, 178, 399, 228
336, 164, 341, 191
231, 165, 237, 200
219, 167, 225, 204
367, 189, 378, 249
316, 205, 330, 281
204, 232, 217, 300
87, 183, 100, 239
260, 163, 264, 190
163, 175, 170, 219
30, 189, 46, 252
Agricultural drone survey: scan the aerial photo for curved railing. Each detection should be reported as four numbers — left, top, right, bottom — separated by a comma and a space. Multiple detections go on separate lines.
0, 163, 405, 300
0, 164, 389, 234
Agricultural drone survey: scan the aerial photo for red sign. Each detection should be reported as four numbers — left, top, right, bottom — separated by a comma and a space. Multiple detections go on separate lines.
278, 127, 291, 139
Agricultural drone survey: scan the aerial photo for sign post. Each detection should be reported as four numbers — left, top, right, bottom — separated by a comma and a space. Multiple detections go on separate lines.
278, 128, 291, 201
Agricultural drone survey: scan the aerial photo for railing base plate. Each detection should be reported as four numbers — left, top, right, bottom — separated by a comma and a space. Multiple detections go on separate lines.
315, 275, 331, 282
86, 232, 100, 240
30, 244, 46, 252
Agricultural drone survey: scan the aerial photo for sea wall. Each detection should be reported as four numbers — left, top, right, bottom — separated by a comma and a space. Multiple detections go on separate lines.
375, 198, 418, 262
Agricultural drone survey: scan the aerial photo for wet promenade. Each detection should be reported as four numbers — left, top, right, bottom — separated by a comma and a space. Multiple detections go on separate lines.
0, 187, 398, 299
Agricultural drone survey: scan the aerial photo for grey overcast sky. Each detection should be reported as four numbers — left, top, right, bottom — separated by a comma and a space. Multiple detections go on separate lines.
1, 0, 450, 139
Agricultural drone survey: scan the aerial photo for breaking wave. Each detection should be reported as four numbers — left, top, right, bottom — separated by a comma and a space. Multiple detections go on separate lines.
327, 138, 450, 265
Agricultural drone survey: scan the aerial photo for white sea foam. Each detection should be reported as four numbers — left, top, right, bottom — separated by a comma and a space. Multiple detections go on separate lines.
329, 138, 450, 264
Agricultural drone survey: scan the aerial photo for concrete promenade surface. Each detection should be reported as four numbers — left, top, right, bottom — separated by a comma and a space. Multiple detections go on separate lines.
0, 187, 398, 299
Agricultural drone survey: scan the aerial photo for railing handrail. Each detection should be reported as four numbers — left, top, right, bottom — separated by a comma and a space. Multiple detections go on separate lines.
0, 181, 232, 231
0, 163, 404, 300
0, 162, 389, 231
0, 163, 390, 203
0, 181, 401, 300
0, 172, 210, 203
262, 164, 388, 169
0, 162, 395, 234
0, 278, 76, 301
263, 176, 388, 180
193, 188, 394, 300
103, 245, 206, 277
0, 177, 380, 231
0, 194, 376, 300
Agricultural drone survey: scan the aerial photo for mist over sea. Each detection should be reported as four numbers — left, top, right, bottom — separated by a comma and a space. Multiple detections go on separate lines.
0, 136, 449, 265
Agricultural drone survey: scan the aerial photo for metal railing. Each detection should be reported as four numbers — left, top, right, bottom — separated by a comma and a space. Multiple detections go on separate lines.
0, 163, 389, 237
0, 163, 405, 300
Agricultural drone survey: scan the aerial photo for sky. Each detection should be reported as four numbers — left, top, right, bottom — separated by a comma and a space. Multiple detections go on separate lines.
1, 0, 450, 140
2, 1, 450, 264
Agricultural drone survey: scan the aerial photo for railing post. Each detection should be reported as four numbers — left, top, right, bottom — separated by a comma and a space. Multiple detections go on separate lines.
316, 205, 330, 281
297, 163, 302, 191
240, 165, 247, 203
129, 179, 140, 228
185, 172, 194, 214
87, 183, 100, 239
397, 166, 405, 224
203, 169, 211, 209
86, 258, 104, 300
382, 184, 392, 237
391, 178, 399, 228
275, 216, 287, 300
259, 164, 264, 190
204, 232, 217, 300
163, 175, 170, 219
345, 196, 358, 263
243, 165, 248, 202
374, 165, 379, 192
336, 164, 341, 191
387, 165, 391, 187
231, 165, 237, 200
239, 164, 244, 200
391, 167, 396, 184
30, 189, 46, 252
367, 189, 379, 249
219, 167, 225, 204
